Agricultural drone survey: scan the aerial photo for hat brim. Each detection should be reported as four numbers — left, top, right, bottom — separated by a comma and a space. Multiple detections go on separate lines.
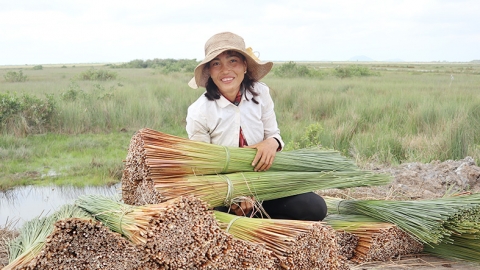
190, 48, 273, 89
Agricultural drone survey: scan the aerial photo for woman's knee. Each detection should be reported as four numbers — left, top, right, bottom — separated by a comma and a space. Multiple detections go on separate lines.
289, 192, 328, 221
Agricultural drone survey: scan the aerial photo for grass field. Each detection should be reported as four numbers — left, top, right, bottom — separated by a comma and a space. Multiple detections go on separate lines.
1, 61, 480, 190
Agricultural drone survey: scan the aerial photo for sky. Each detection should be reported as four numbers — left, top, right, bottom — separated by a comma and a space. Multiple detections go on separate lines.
1, 0, 479, 65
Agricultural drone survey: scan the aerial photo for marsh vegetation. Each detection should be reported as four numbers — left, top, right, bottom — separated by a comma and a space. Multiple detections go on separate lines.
1, 61, 480, 190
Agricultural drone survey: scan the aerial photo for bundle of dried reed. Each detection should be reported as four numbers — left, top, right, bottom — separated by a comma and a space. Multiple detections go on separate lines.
76, 195, 276, 269
214, 211, 349, 270
4, 205, 91, 270
325, 214, 423, 263
20, 218, 158, 270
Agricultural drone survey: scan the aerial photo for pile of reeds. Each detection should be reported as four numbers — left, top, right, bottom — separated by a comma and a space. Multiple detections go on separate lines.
122, 128, 368, 205
4, 205, 91, 270
325, 214, 423, 263
325, 193, 480, 245
214, 211, 349, 270
76, 194, 277, 269
19, 218, 158, 270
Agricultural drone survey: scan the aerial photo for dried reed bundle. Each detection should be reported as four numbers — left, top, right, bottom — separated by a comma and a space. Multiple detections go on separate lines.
214, 211, 349, 270
325, 214, 423, 263
199, 237, 277, 270
122, 128, 360, 204
4, 205, 91, 270
324, 193, 480, 245
76, 195, 276, 269
21, 218, 158, 270
335, 231, 359, 260
153, 170, 391, 208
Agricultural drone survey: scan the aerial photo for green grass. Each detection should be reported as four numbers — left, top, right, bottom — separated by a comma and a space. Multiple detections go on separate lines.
0, 132, 131, 190
1, 62, 480, 190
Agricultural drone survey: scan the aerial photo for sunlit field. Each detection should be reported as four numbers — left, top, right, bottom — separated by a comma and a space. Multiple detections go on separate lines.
1, 61, 480, 189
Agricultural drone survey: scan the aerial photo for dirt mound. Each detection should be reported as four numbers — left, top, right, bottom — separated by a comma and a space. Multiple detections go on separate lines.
378, 156, 480, 199
321, 157, 480, 201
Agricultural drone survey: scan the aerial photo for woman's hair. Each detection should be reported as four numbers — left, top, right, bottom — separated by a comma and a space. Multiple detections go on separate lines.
204, 51, 259, 104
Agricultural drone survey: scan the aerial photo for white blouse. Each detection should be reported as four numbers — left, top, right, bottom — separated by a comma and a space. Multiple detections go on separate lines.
186, 82, 285, 149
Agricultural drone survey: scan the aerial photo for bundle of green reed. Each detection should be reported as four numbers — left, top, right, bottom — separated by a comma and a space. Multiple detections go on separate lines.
153, 170, 391, 208
324, 214, 423, 262
122, 128, 362, 204
75, 194, 167, 245
324, 193, 480, 245
214, 211, 349, 270
443, 205, 480, 237
128, 128, 359, 176
424, 234, 480, 262
423, 205, 480, 262
4, 205, 91, 270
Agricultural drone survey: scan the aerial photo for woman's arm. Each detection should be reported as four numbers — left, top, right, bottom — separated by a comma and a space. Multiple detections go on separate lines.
186, 103, 211, 143
244, 84, 284, 171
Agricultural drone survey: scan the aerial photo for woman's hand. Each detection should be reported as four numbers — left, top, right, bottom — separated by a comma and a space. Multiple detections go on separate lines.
230, 198, 255, 216
245, 137, 279, 172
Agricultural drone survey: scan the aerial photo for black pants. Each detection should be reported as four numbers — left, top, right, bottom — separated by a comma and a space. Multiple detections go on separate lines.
215, 192, 328, 221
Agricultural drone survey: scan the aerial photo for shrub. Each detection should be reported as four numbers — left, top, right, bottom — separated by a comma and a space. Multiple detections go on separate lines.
111, 58, 199, 73
32, 65, 43, 70
333, 65, 378, 78
298, 123, 325, 148
21, 94, 57, 130
4, 70, 28, 82
79, 68, 117, 81
0, 92, 57, 134
0, 92, 22, 123
61, 81, 85, 101
272, 61, 324, 78
286, 123, 325, 150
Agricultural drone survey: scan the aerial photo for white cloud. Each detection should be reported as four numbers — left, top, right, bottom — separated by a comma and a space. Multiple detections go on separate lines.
0, 0, 479, 64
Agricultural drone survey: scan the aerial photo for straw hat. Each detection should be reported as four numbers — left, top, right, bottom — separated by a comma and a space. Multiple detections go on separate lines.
188, 32, 273, 89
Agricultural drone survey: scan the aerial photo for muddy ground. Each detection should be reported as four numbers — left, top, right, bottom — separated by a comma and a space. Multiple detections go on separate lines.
1, 157, 480, 269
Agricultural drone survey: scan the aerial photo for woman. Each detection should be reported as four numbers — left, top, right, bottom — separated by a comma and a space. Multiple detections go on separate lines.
186, 32, 327, 221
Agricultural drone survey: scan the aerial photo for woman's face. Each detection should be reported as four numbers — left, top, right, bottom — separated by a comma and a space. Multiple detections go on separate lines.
208, 51, 247, 97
